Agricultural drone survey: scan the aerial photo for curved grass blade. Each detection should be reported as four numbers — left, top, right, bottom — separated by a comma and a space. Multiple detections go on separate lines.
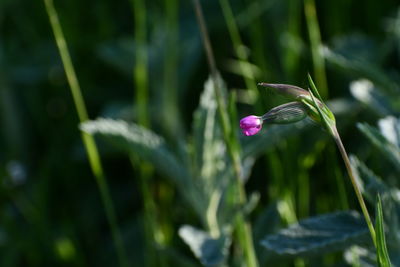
375, 194, 392, 267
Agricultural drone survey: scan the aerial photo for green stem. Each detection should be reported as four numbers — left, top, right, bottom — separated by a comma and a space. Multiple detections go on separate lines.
131, 0, 164, 266
43, 1, 128, 266
163, 0, 182, 140
332, 127, 376, 247
132, 0, 149, 127
191, 1, 258, 266
304, 0, 328, 98
218, 0, 262, 113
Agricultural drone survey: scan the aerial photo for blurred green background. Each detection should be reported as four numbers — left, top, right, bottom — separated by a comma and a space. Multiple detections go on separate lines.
1, 0, 400, 266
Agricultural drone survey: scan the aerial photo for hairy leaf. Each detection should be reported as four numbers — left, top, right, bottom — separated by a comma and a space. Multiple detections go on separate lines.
378, 116, 400, 148
350, 155, 389, 203
350, 79, 393, 116
179, 225, 230, 266
323, 47, 400, 96
344, 246, 377, 267
261, 211, 369, 257
192, 75, 227, 190
358, 123, 400, 172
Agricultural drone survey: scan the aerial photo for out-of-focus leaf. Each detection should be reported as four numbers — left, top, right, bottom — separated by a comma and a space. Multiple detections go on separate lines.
375, 194, 392, 267
350, 79, 393, 116
253, 202, 282, 265
80, 118, 188, 186
178, 225, 230, 267
330, 34, 379, 63
350, 155, 389, 203
81, 118, 209, 218
357, 122, 400, 172
378, 116, 400, 148
191, 75, 238, 231
344, 246, 377, 267
261, 211, 369, 258
224, 59, 261, 80
350, 155, 400, 262
323, 46, 400, 96
253, 202, 281, 241
192, 75, 227, 189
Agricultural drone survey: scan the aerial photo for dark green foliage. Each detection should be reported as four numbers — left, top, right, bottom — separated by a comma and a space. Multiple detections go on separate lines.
261, 211, 369, 257
2, 0, 400, 266
178, 225, 230, 266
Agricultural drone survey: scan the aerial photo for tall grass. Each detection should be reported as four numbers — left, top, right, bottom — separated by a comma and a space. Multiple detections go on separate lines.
131, 0, 160, 266
192, 1, 258, 265
1, 0, 399, 266
43, 0, 128, 266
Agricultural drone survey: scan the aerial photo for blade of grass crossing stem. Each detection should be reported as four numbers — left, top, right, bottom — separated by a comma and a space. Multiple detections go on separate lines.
191, 1, 258, 266
307, 73, 323, 101
304, 0, 328, 98
244, 0, 293, 233
132, 0, 149, 128
132, 0, 164, 266
43, 1, 128, 266
218, 0, 263, 114
284, 0, 302, 80
163, 0, 182, 140
375, 194, 391, 267
244, 0, 270, 107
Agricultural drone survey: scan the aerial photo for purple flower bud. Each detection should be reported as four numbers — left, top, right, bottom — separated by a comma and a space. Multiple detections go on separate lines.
240, 115, 262, 136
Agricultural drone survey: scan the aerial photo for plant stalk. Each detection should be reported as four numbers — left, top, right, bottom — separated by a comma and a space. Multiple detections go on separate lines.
43, 0, 128, 266
191, 0, 258, 266
218, 0, 262, 113
304, 0, 328, 98
332, 127, 376, 247
131, 0, 164, 266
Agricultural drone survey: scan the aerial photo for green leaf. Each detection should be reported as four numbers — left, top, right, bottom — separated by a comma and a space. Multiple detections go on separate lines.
323, 47, 400, 96
349, 155, 389, 203
375, 194, 392, 267
80, 119, 210, 218
192, 75, 228, 187
306, 87, 331, 132
253, 202, 282, 265
349, 79, 393, 116
80, 118, 188, 187
178, 225, 230, 267
357, 123, 400, 172
191, 75, 242, 231
344, 246, 377, 267
261, 211, 369, 258
307, 73, 323, 101
378, 116, 400, 148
